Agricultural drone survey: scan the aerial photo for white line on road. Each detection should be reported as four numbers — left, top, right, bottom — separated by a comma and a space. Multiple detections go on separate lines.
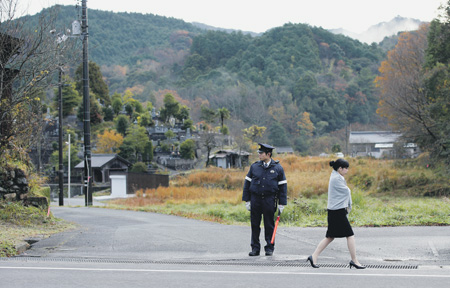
1, 266, 449, 278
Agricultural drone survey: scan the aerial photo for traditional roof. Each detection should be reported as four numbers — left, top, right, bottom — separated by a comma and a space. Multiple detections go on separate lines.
74, 154, 131, 169
275, 146, 294, 154
349, 131, 401, 144
209, 150, 250, 159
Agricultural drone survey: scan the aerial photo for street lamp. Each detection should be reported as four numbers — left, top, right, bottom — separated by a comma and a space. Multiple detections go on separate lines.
66, 134, 71, 206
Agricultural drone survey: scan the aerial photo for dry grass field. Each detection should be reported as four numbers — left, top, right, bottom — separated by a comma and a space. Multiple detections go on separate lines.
107, 154, 450, 226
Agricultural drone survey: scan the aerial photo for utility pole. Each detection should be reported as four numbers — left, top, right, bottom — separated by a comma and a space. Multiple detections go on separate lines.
82, 0, 92, 206
58, 67, 64, 206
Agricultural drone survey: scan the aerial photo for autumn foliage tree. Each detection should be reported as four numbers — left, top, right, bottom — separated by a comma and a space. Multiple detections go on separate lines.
94, 129, 124, 154
242, 125, 266, 144
375, 25, 437, 153
297, 112, 315, 137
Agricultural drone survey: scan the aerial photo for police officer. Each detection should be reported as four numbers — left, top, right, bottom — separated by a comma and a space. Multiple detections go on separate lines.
242, 143, 287, 256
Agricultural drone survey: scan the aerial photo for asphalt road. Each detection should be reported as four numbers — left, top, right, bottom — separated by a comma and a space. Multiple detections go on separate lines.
1, 201, 449, 287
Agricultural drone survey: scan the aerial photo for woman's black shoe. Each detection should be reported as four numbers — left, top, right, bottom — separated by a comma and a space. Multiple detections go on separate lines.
349, 260, 366, 269
307, 256, 319, 268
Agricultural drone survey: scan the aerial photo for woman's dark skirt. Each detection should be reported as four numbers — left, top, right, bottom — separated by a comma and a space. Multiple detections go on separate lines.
325, 208, 354, 238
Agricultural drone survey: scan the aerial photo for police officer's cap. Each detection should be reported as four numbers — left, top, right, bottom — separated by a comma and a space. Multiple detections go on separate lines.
258, 143, 274, 153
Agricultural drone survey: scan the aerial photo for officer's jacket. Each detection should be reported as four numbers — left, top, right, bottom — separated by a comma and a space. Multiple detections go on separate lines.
242, 159, 287, 205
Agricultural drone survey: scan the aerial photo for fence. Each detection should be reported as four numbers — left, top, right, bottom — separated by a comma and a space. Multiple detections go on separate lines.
110, 172, 169, 194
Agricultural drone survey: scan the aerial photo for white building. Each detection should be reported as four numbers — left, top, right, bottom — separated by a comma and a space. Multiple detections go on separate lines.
349, 131, 419, 158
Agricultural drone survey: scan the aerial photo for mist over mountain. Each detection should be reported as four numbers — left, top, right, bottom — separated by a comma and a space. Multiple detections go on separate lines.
191, 22, 261, 37
329, 16, 424, 43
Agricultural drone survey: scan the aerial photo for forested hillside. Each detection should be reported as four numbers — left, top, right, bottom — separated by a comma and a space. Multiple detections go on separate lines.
37, 5, 389, 153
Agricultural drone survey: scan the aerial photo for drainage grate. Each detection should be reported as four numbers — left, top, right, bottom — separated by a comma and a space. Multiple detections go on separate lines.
1, 257, 418, 269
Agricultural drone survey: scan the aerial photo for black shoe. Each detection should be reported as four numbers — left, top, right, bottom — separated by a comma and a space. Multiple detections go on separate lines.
349, 260, 366, 269
307, 255, 319, 268
265, 251, 273, 256
249, 250, 260, 256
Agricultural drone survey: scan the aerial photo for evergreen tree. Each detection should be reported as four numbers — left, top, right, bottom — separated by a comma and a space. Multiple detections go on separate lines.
268, 122, 291, 147
75, 61, 111, 106
116, 115, 130, 136
180, 139, 196, 160
53, 75, 81, 117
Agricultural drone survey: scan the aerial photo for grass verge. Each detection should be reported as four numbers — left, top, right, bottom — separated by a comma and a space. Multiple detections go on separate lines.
106, 156, 450, 227
0, 201, 76, 257
106, 193, 450, 227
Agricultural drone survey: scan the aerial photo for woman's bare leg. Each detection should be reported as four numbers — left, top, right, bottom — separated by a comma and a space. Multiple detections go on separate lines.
311, 237, 334, 263
346, 236, 362, 265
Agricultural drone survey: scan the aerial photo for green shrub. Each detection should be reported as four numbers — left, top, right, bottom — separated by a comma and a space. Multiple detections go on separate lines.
0, 242, 16, 257
130, 162, 148, 173
350, 172, 374, 190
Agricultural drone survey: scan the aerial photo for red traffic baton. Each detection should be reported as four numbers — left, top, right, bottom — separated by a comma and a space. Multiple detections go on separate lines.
271, 210, 281, 244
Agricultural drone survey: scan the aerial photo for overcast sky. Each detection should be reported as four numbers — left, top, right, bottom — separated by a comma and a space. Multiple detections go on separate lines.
19, 0, 445, 33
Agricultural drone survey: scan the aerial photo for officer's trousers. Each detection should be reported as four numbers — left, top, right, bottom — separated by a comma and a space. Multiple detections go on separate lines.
250, 193, 276, 252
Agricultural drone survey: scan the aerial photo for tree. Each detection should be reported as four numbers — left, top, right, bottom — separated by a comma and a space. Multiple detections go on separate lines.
297, 112, 315, 137
182, 118, 194, 131
111, 93, 123, 115
143, 141, 153, 163
164, 130, 176, 140
102, 106, 114, 122
374, 24, 449, 155
268, 121, 290, 146
120, 125, 150, 162
53, 75, 81, 117
138, 112, 153, 127
94, 129, 124, 154
180, 139, 196, 160
116, 115, 130, 136
77, 92, 103, 125
425, 1, 450, 68
217, 107, 230, 129
159, 93, 180, 122
200, 105, 217, 125
176, 105, 190, 122
220, 125, 229, 136
130, 162, 147, 173
0, 3, 78, 163
201, 132, 218, 166
242, 125, 266, 143
75, 61, 110, 106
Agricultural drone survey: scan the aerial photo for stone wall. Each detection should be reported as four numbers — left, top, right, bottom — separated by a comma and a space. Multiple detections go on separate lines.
0, 167, 48, 209
0, 167, 29, 201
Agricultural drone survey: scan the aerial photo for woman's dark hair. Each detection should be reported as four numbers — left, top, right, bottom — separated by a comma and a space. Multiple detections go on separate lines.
329, 158, 349, 171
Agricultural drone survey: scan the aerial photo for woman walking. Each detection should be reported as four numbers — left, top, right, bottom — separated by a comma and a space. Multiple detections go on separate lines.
307, 158, 365, 269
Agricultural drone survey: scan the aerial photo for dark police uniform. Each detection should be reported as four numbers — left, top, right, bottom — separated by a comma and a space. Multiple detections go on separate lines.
242, 144, 287, 255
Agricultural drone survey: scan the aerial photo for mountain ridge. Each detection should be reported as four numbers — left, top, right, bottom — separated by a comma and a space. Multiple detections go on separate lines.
329, 16, 425, 43
191, 15, 424, 44
27, 6, 393, 152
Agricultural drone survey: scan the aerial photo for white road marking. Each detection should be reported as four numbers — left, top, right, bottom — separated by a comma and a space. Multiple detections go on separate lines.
0, 266, 449, 278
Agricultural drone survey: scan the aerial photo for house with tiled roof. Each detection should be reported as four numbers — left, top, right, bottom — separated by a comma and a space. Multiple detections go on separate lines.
74, 154, 131, 183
